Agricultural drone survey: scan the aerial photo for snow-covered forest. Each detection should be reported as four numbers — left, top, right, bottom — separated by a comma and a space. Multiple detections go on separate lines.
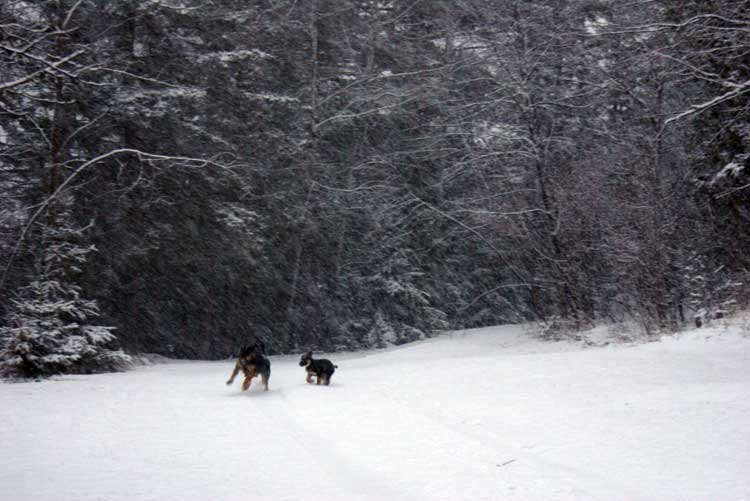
2, 0, 750, 374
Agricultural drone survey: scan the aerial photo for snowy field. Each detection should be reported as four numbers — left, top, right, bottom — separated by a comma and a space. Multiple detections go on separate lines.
2, 320, 750, 501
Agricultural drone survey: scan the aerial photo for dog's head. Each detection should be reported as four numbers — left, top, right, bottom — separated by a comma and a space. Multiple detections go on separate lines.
239, 346, 264, 367
239, 345, 254, 359
299, 351, 313, 367
239, 340, 266, 359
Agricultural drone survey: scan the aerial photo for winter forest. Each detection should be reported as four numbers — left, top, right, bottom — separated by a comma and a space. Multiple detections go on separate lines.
1, 0, 749, 378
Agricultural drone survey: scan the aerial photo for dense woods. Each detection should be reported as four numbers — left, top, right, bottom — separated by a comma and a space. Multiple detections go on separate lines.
1, 0, 749, 377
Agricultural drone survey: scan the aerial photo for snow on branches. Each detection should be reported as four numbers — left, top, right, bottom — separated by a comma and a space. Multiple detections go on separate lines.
0, 209, 131, 380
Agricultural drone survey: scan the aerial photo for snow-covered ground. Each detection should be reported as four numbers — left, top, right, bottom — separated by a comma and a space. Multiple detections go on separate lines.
2, 320, 750, 501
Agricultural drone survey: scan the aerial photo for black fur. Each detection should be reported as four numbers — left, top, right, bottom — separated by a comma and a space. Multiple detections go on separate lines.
299, 351, 337, 385
247, 353, 271, 381
239, 340, 266, 359
240, 343, 270, 381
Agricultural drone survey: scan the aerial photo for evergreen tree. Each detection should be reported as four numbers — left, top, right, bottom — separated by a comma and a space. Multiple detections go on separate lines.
0, 201, 131, 379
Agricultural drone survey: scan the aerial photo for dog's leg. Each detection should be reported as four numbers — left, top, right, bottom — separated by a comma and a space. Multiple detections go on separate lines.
316, 374, 321, 385
324, 374, 330, 385
261, 373, 269, 391
306, 371, 314, 384
226, 362, 241, 385
242, 375, 253, 391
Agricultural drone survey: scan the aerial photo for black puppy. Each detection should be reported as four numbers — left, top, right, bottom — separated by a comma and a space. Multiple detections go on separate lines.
226, 343, 271, 392
299, 351, 337, 385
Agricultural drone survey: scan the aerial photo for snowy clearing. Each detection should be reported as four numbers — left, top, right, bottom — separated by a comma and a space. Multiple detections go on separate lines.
2, 321, 750, 501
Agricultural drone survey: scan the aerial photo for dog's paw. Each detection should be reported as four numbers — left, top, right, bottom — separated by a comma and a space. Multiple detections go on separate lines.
225, 380, 232, 386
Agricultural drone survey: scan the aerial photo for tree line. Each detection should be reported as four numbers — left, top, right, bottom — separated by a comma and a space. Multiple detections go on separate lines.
1, 0, 748, 378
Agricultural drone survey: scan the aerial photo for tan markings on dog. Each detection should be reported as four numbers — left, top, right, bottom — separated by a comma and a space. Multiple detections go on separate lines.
226, 362, 242, 385
241, 363, 258, 391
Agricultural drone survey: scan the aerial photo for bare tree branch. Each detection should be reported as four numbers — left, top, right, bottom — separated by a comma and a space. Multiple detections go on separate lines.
0, 149, 237, 290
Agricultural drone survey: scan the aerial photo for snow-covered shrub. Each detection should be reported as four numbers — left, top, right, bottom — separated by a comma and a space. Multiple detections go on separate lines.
685, 255, 744, 327
361, 251, 449, 347
536, 316, 583, 342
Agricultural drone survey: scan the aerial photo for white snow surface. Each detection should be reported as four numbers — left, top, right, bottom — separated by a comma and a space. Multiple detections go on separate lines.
2, 321, 750, 501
